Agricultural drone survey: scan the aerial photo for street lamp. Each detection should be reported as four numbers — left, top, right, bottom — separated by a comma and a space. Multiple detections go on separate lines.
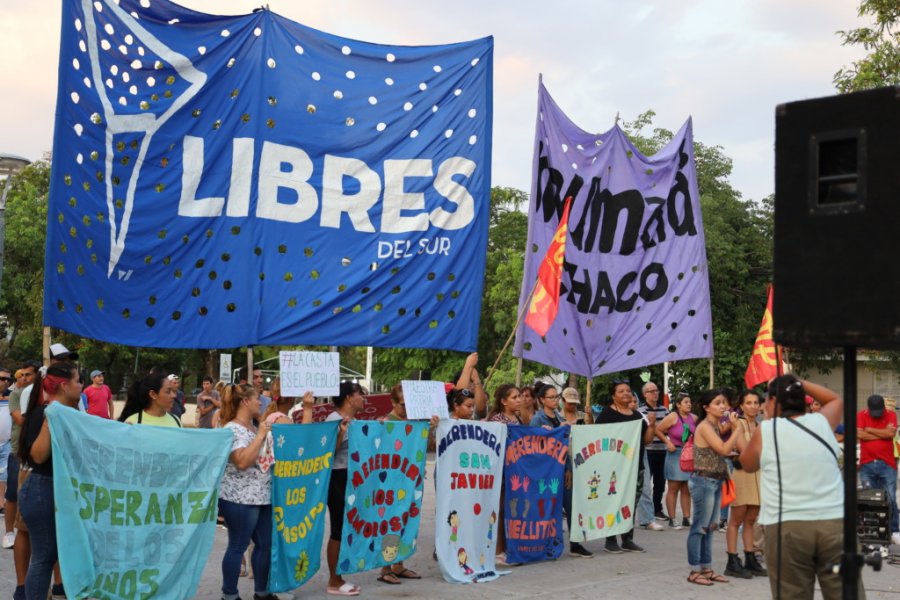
0, 152, 32, 291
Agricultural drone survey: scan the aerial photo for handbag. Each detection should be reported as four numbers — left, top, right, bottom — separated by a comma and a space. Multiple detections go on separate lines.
679, 437, 695, 472
720, 478, 736, 508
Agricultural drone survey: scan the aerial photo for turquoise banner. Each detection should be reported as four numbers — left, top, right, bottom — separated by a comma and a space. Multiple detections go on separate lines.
269, 421, 340, 592
47, 403, 231, 600
337, 420, 429, 574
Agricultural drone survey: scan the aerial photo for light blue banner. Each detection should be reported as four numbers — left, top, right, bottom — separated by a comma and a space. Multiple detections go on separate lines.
337, 420, 429, 574
46, 402, 231, 600
269, 421, 340, 592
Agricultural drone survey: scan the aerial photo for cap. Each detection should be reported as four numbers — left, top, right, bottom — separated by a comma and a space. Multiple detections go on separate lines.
90, 370, 103, 379
167, 374, 180, 382
867, 394, 885, 419
49, 343, 78, 361
561, 387, 580, 403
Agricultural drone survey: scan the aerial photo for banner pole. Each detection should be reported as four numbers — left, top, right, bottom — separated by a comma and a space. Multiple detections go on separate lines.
485, 278, 539, 388
585, 378, 592, 417
515, 357, 523, 388
247, 346, 254, 383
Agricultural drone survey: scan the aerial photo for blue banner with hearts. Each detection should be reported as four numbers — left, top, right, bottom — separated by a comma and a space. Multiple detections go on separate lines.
503, 426, 570, 564
269, 421, 340, 592
337, 420, 429, 574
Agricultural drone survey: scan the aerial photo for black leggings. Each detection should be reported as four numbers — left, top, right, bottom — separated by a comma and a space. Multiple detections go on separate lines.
327, 468, 348, 542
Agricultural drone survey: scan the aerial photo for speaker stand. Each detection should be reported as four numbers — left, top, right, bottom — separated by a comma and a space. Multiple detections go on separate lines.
839, 346, 882, 599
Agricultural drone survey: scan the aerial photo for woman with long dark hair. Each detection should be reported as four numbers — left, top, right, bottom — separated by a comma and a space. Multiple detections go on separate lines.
217, 383, 277, 600
325, 381, 365, 596
17, 362, 82, 600
118, 373, 181, 427
656, 393, 696, 529
724, 390, 767, 578
487, 384, 522, 425
685, 389, 740, 586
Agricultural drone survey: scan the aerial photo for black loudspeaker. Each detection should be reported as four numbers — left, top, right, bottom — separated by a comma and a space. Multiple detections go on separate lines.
773, 86, 900, 348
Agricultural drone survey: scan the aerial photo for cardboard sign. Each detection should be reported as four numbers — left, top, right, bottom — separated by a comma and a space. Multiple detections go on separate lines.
280, 351, 340, 397
401, 380, 449, 420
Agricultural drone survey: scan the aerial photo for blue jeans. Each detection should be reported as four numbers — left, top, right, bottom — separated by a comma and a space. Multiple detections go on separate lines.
860, 459, 898, 533
219, 499, 272, 597
19, 473, 56, 600
687, 475, 721, 569
637, 454, 654, 525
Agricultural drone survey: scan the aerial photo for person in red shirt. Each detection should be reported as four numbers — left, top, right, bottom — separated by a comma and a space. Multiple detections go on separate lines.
857, 394, 898, 545
84, 370, 114, 419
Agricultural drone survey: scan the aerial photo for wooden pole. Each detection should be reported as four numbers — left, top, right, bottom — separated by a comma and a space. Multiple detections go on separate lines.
485, 278, 539, 387
585, 378, 592, 416
247, 346, 254, 383
515, 357, 523, 388
42, 326, 51, 367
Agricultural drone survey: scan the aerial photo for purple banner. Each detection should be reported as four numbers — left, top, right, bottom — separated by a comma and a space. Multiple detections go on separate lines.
514, 81, 713, 376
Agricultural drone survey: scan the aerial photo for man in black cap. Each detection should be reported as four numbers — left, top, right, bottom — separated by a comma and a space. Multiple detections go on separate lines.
857, 394, 899, 545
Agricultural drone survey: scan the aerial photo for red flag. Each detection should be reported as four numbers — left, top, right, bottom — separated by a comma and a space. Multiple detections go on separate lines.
525, 198, 572, 337
744, 285, 778, 389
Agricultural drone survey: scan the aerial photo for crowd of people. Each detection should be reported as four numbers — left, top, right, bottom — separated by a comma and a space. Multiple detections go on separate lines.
0, 346, 898, 600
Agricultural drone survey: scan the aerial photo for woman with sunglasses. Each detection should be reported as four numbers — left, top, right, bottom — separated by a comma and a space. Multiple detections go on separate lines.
656, 392, 696, 529
17, 363, 82, 600
448, 388, 477, 420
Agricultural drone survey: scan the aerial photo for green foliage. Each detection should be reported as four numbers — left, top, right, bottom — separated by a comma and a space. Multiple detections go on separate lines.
0, 161, 51, 361
834, 0, 900, 93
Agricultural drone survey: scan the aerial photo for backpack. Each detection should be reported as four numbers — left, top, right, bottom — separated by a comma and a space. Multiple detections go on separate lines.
679, 436, 695, 472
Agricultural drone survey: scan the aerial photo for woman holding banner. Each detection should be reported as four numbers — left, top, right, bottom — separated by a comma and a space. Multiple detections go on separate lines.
656, 393, 696, 529
17, 362, 81, 600
218, 383, 278, 600
685, 389, 739, 586
487, 384, 522, 565
325, 381, 365, 596
119, 373, 181, 427
596, 381, 657, 554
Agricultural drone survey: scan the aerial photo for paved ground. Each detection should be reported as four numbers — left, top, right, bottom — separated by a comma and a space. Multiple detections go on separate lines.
2, 458, 899, 599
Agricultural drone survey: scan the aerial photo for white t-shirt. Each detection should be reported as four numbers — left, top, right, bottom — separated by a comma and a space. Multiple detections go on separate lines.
219, 422, 271, 505
0, 397, 11, 443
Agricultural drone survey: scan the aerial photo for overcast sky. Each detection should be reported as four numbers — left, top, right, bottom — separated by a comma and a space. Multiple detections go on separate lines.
0, 0, 866, 203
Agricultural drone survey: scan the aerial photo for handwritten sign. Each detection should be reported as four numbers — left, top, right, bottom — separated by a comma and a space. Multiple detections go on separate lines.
401, 380, 449, 420
280, 351, 340, 397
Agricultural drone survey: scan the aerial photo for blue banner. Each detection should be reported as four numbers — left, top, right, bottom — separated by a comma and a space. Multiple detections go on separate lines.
269, 421, 339, 593
503, 426, 569, 564
46, 403, 231, 600
338, 420, 429, 574
45, 0, 493, 351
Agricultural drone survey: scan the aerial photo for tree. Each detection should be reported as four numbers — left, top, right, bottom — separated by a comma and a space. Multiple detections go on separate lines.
833, 0, 900, 93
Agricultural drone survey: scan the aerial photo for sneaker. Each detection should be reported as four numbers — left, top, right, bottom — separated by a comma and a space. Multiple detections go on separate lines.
253, 595, 279, 600
669, 519, 683, 530
642, 521, 664, 531
569, 542, 594, 558
13, 585, 25, 600
717, 519, 727, 532
682, 517, 691, 528
2, 531, 15, 549
51, 584, 67, 599
621, 539, 645, 553
892, 532, 900, 546
604, 539, 624, 554
655, 510, 669, 521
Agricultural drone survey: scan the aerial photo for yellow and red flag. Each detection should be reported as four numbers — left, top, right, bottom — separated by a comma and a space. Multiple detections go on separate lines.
744, 285, 778, 389
524, 197, 572, 337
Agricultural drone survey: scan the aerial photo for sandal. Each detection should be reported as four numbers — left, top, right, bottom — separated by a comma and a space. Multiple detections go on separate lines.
376, 572, 402, 585
701, 570, 729, 583
391, 567, 421, 579
687, 571, 713, 586
327, 582, 361, 596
